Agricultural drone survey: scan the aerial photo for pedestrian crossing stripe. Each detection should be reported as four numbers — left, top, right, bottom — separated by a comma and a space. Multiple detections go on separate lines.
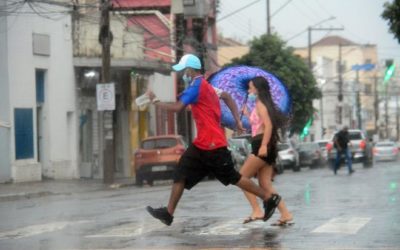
312, 217, 371, 234
0, 220, 89, 240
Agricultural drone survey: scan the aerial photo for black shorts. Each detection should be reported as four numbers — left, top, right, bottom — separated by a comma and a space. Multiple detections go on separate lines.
174, 144, 241, 190
251, 134, 278, 166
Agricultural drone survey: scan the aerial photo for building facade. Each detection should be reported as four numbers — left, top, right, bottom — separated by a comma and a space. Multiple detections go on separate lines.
295, 36, 379, 140
0, 1, 78, 182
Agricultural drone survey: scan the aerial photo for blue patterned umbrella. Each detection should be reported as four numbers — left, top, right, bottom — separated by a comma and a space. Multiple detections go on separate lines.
208, 65, 292, 131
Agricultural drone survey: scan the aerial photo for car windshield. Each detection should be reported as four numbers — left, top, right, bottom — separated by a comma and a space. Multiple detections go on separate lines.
317, 142, 328, 147
349, 132, 362, 140
278, 143, 290, 151
142, 138, 177, 149
298, 143, 318, 150
376, 142, 395, 147
229, 138, 249, 149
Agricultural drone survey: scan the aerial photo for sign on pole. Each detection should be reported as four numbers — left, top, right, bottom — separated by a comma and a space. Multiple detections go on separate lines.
96, 83, 115, 111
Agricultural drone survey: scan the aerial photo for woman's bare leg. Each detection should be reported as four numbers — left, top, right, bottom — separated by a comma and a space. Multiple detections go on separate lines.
258, 166, 293, 222
239, 155, 268, 219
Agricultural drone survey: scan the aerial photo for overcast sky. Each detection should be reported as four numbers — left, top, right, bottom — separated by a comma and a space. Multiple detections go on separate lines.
217, 0, 400, 63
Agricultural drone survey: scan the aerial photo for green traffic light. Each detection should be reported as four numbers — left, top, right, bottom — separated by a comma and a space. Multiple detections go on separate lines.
300, 117, 313, 139
384, 63, 395, 83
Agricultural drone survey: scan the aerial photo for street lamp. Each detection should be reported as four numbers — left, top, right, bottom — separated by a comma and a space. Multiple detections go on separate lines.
307, 16, 341, 70
351, 63, 376, 130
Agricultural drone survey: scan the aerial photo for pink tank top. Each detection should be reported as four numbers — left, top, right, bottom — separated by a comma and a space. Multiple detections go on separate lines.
249, 108, 263, 137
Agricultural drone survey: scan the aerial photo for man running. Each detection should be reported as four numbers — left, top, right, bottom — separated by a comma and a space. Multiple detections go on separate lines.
146, 54, 280, 226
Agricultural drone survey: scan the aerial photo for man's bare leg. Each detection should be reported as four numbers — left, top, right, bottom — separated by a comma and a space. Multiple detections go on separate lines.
167, 180, 185, 215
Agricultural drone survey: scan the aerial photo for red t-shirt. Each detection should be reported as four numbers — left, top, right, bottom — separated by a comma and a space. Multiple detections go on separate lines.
179, 77, 227, 150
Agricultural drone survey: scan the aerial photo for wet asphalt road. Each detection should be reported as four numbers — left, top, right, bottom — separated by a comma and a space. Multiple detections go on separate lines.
0, 160, 399, 250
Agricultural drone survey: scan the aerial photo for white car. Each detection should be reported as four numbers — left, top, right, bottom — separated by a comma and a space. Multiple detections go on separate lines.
277, 141, 300, 171
315, 139, 330, 161
373, 141, 399, 162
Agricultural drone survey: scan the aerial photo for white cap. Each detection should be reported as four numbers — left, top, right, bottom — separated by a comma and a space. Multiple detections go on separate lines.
172, 54, 202, 71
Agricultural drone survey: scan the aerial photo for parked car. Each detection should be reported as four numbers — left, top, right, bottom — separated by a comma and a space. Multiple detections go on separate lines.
326, 129, 373, 167
228, 134, 284, 174
297, 142, 324, 168
277, 141, 300, 171
373, 141, 399, 162
228, 134, 252, 171
315, 139, 330, 161
134, 135, 187, 186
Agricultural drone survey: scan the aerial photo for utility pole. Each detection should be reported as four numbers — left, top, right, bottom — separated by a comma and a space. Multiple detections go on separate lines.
337, 43, 343, 125
307, 27, 344, 71
99, 0, 114, 184
396, 88, 399, 140
266, 0, 271, 35
385, 84, 389, 138
374, 75, 379, 134
355, 70, 362, 129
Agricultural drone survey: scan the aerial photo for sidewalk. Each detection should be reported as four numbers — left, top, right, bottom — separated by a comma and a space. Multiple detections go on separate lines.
0, 178, 136, 202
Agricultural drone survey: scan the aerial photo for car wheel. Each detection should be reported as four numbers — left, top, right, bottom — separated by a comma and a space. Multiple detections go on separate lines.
146, 178, 154, 186
363, 157, 373, 168
292, 163, 300, 172
135, 173, 144, 187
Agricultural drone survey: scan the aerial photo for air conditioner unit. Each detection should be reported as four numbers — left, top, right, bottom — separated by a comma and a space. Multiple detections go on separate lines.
183, 0, 211, 18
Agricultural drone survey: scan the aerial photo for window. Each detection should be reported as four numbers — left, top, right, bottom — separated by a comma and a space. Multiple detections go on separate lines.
32, 33, 50, 56
278, 143, 290, 151
364, 84, 372, 94
14, 108, 34, 159
142, 138, 178, 149
36, 70, 45, 103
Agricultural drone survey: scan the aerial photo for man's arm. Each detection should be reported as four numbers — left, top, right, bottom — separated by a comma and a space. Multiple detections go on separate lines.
334, 135, 342, 151
148, 91, 186, 113
219, 91, 245, 133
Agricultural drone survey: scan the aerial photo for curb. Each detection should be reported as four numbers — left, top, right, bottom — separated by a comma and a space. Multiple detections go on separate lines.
0, 191, 57, 202
109, 182, 135, 189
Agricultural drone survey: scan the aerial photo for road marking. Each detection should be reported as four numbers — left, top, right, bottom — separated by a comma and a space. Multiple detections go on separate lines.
85, 221, 165, 238
312, 217, 371, 234
196, 219, 261, 236
0, 220, 89, 240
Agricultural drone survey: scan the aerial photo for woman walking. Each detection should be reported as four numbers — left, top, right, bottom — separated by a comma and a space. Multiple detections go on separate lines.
240, 76, 293, 225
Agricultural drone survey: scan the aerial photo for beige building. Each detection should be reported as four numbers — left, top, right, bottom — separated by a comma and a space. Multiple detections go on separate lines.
295, 36, 379, 139
217, 36, 249, 67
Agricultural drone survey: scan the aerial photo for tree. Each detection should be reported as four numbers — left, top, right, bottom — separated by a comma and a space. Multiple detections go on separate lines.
382, 0, 400, 44
227, 34, 321, 134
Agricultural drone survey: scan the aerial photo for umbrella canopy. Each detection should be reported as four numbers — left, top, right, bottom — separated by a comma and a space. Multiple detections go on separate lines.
208, 65, 292, 131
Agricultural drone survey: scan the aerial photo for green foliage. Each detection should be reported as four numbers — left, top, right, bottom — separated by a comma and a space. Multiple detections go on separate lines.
382, 0, 400, 43
225, 34, 321, 134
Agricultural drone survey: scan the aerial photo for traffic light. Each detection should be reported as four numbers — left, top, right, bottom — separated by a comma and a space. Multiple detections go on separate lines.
384, 60, 395, 84
300, 117, 313, 140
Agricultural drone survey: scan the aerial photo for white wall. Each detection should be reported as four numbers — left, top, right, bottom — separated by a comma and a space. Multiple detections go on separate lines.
6, 3, 78, 182
0, 9, 12, 183
147, 72, 175, 135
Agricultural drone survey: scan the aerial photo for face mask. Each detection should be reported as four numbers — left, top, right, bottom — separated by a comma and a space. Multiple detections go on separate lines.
248, 93, 257, 102
182, 74, 192, 85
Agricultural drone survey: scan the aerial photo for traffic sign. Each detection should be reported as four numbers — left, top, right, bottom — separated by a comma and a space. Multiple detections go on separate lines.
96, 83, 115, 111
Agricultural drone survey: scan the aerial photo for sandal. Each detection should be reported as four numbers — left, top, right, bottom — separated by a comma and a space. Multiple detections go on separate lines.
243, 216, 264, 224
271, 218, 294, 226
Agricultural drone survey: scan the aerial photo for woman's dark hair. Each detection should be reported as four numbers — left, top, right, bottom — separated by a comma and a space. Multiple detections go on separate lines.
251, 76, 290, 143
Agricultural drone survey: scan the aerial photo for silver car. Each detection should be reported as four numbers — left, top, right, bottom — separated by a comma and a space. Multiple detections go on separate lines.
228, 135, 252, 171
327, 129, 373, 167
277, 141, 300, 171
373, 141, 399, 162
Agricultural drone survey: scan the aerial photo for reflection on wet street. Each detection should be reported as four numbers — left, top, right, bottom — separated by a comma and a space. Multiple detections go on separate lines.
0, 161, 400, 249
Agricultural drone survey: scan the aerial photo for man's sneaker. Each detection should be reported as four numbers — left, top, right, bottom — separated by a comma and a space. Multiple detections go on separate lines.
263, 194, 281, 221
146, 206, 173, 226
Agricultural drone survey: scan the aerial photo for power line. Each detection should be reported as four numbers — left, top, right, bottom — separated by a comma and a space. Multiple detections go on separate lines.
270, 0, 292, 18
217, 0, 261, 22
